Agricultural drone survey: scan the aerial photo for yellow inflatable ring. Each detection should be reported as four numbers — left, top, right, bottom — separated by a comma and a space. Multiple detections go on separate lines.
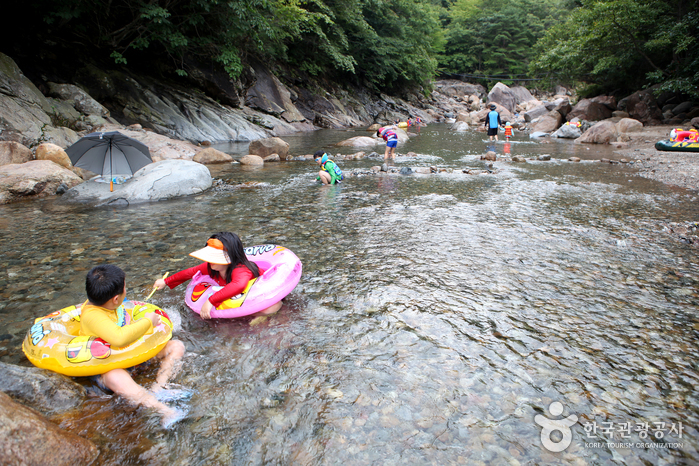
22, 300, 173, 377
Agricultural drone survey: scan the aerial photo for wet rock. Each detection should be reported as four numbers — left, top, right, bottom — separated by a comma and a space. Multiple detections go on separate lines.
537, 154, 551, 161
0, 362, 86, 414
512, 156, 526, 162
524, 105, 549, 123
487, 82, 517, 113
0, 160, 83, 204
399, 167, 413, 175
529, 131, 548, 138
600, 158, 611, 163
414, 167, 431, 174
451, 121, 469, 132
368, 124, 380, 131
0, 391, 99, 465
0, 141, 33, 166
34, 143, 72, 169
263, 153, 280, 162
62, 159, 212, 206
381, 163, 388, 172
192, 148, 233, 164
481, 151, 497, 162
248, 137, 290, 158
567, 98, 614, 121
569, 157, 581, 162
578, 120, 618, 144
239, 155, 264, 166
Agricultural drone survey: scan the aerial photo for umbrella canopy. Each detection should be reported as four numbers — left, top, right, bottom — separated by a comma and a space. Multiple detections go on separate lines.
66, 131, 152, 178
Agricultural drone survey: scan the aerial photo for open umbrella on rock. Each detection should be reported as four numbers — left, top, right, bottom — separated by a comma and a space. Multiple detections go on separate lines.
66, 131, 152, 191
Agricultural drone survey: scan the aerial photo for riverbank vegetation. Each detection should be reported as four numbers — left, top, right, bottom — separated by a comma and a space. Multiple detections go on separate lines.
4, 0, 697, 98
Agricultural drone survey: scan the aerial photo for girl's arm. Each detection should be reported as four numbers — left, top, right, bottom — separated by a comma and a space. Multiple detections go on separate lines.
158, 263, 209, 289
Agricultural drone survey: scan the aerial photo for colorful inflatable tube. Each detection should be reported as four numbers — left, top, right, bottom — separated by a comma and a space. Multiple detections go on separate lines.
22, 300, 173, 377
185, 244, 302, 318
655, 140, 699, 153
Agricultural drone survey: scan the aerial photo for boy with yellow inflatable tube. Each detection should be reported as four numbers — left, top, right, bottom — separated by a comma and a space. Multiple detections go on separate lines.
81, 264, 186, 427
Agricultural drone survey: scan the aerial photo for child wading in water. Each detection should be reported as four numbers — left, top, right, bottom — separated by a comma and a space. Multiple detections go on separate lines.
313, 151, 344, 185
504, 121, 514, 140
377, 126, 399, 162
81, 264, 186, 427
154, 232, 282, 318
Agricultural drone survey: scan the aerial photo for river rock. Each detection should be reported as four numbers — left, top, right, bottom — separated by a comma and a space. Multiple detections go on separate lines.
0, 160, 83, 204
239, 154, 264, 166
245, 62, 306, 123
569, 157, 581, 162
671, 101, 693, 116
34, 143, 72, 169
47, 82, 110, 117
615, 118, 643, 134
0, 362, 86, 414
336, 136, 380, 148
567, 98, 613, 121
46, 97, 82, 127
530, 131, 549, 138
62, 159, 211, 206
263, 153, 280, 162
451, 121, 469, 132
0, 141, 32, 165
524, 104, 549, 122
482, 151, 496, 161
0, 391, 99, 465
532, 111, 563, 133
590, 95, 617, 110
549, 97, 572, 118
692, 117, 699, 129
399, 167, 413, 175
248, 137, 289, 158
613, 111, 630, 118
509, 86, 536, 104
578, 120, 618, 144
97, 124, 199, 161
42, 126, 81, 148
551, 123, 582, 139
434, 80, 486, 99
617, 89, 663, 125
192, 147, 233, 164
368, 124, 381, 131
512, 156, 526, 162
487, 82, 517, 113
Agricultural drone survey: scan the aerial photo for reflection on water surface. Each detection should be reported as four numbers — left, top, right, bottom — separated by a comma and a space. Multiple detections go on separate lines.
2, 125, 699, 464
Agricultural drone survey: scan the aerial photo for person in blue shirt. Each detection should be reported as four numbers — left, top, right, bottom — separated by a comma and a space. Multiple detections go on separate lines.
484, 104, 503, 141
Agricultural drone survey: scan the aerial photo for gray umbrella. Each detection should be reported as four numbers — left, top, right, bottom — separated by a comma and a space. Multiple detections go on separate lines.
66, 131, 152, 178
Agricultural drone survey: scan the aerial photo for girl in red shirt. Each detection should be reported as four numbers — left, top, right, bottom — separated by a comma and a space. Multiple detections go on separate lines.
153, 232, 281, 319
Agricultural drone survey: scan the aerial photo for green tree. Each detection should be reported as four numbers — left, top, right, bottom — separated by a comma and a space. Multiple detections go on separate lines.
529, 0, 699, 98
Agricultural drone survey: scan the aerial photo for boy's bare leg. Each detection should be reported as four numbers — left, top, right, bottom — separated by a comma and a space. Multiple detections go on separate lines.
152, 340, 185, 391
101, 368, 177, 422
318, 171, 332, 185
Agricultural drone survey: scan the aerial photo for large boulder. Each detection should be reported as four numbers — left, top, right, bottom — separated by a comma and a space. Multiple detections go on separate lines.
47, 82, 110, 117
0, 391, 99, 466
62, 159, 211, 206
34, 143, 72, 169
578, 120, 618, 144
524, 104, 549, 122
509, 86, 536, 105
615, 118, 643, 134
0, 160, 83, 204
548, 97, 572, 118
192, 147, 233, 164
532, 111, 563, 133
476, 104, 515, 126
567, 98, 613, 121
434, 80, 487, 99
590, 95, 617, 110
0, 141, 32, 165
248, 137, 289, 158
551, 123, 582, 139
335, 136, 380, 148
487, 82, 517, 113
451, 121, 470, 132
0, 362, 87, 414
617, 89, 663, 125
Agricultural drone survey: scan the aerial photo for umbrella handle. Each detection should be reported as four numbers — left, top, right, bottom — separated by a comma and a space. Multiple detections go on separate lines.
110, 179, 114, 192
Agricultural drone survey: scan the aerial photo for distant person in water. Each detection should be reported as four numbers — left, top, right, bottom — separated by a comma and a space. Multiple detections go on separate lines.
313, 151, 344, 185
504, 121, 514, 140
485, 104, 502, 142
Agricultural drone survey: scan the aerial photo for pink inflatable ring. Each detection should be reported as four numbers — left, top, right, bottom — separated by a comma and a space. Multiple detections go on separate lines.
185, 244, 302, 318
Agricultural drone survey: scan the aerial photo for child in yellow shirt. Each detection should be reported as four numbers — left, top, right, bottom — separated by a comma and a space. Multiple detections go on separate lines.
82, 264, 186, 427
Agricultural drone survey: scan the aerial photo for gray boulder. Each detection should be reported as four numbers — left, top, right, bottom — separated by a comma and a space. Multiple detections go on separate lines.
617, 89, 662, 125
578, 120, 618, 144
245, 63, 306, 123
487, 82, 517, 113
47, 82, 110, 117
62, 159, 211, 206
248, 137, 290, 158
529, 131, 549, 138
0, 141, 32, 165
524, 105, 549, 122
567, 98, 613, 121
0, 160, 83, 204
551, 123, 582, 139
0, 362, 87, 414
532, 111, 563, 133
509, 86, 536, 104
451, 121, 470, 132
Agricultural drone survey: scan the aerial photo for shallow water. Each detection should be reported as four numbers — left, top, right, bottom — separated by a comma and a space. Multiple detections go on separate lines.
2, 125, 699, 464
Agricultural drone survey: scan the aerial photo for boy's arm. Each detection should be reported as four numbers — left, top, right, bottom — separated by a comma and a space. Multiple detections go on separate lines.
82, 311, 153, 347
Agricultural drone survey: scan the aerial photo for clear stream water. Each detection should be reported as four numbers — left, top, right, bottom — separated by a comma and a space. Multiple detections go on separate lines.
1, 125, 698, 465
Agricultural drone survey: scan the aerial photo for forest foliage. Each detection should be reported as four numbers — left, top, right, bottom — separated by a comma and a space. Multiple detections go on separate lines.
10, 0, 698, 97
